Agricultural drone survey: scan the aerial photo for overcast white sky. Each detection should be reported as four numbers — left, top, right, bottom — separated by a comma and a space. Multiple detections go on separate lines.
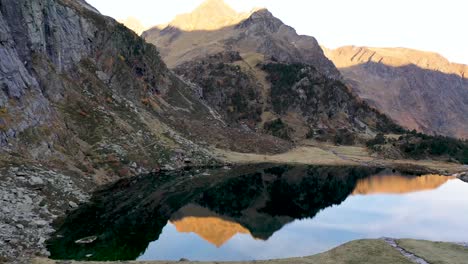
86, 0, 468, 64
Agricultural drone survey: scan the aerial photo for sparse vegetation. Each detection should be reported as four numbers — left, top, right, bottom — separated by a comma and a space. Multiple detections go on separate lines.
262, 62, 404, 138
261, 63, 306, 114
334, 128, 357, 145
367, 130, 468, 164
367, 132, 386, 147
174, 55, 263, 125
398, 132, 468, 164
0, 107, 7, 115
263, 118, 292, 140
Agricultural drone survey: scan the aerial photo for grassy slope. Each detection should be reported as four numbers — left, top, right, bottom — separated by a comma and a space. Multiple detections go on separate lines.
398, 239, 468, 264
214, 143, 468, 175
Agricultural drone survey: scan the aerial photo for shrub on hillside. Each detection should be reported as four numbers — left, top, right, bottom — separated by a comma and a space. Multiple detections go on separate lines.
263, 118, 293, 140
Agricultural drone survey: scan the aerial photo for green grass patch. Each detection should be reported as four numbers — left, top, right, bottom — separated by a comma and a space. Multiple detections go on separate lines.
398, 239, 468, 264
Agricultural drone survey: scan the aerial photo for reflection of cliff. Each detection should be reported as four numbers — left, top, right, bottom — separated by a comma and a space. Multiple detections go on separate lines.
353, 174, 454, 195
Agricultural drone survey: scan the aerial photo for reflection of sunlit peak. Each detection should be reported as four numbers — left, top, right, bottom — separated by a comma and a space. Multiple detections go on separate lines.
353, 174, 455, 195
171, 217, 251, 247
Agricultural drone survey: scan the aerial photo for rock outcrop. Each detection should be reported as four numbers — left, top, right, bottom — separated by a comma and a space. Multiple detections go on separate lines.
324, 46, 468, 139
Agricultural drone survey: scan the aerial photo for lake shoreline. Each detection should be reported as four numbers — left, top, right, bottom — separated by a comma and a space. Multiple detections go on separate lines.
1, 155, 466, 263
32, 239, 468, 264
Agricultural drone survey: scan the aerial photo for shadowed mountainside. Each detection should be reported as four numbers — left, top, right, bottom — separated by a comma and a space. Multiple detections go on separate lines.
324, 46, 468, 139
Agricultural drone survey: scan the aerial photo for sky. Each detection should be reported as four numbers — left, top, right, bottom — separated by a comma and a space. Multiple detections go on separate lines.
86, 0, 468, 64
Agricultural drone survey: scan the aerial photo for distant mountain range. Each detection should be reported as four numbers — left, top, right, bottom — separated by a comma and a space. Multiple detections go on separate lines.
324, 46, 468, 139
142, 0, 468, 139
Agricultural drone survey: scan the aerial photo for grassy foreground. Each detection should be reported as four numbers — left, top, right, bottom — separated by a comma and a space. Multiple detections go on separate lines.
398, 239, 468, 264
32, 239, 468, 264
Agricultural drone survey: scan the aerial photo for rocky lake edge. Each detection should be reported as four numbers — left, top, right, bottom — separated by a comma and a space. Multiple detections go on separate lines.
1, 148, 467, 263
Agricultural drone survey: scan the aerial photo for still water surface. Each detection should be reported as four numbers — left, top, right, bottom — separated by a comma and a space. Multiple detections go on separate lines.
47, 165, 468, 261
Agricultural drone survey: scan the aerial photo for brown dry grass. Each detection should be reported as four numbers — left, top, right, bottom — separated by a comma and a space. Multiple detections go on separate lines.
215, 143, 467, 174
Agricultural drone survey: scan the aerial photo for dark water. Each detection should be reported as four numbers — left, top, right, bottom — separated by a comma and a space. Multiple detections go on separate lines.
47, 164, 468, 261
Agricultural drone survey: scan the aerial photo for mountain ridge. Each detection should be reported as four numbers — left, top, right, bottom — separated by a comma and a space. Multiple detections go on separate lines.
167, 0, 249, 31
142, 1, 340, 79
324, 45, 468, 78
324, 46, 468, 138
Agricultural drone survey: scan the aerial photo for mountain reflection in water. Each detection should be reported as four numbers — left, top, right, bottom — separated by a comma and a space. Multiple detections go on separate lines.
47, 164, 465, 261
170, 204, 253, 248
168, 173, 456, 248
353, 174, 455, 195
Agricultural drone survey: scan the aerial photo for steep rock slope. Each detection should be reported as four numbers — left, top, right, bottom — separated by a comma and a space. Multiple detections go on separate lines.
142, 0, 339, 79
324, 46, 468, 139
0, 0, 290, 182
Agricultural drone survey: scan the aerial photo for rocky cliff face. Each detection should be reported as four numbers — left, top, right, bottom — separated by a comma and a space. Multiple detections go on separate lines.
0, 0, 291, 182
142, 0, 339, 79
324, 46, 468, 139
